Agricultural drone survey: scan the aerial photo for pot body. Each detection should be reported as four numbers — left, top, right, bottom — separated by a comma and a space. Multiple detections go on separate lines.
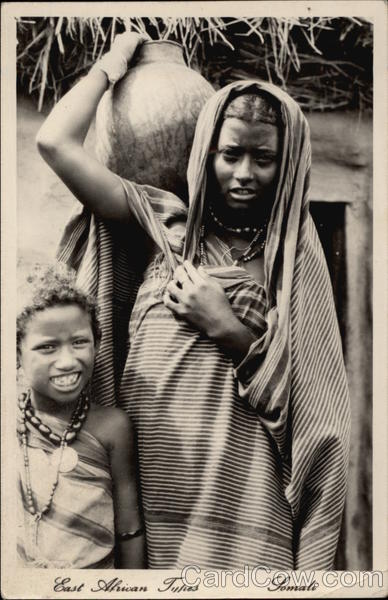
95, 41, 215, 201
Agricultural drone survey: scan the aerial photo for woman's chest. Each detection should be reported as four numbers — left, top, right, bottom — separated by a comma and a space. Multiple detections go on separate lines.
205, 231, 265, 284
235, 255, 265, 284
130, 265, 267, 346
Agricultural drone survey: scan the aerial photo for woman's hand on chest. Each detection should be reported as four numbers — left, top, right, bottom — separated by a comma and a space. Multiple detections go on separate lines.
164, 261, 233, 338
163, 261, 256, 361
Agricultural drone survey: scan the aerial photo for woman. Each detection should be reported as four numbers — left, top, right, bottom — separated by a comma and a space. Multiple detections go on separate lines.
37, 33, 350, 570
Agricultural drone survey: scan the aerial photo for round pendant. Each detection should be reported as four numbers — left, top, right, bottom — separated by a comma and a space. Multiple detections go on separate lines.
51, 447, 78, 473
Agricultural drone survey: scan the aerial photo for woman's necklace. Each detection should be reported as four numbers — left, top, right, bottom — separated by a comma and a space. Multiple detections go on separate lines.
17, 390, 89, 554
235, 227, 267, 264
209, 204, 260, 235
200, 208, 268, 266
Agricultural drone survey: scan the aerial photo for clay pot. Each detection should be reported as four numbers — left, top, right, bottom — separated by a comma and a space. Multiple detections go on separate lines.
95, 40, 215, 201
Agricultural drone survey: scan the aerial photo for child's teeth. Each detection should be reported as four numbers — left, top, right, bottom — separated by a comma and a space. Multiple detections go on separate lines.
53, 374, 79, 386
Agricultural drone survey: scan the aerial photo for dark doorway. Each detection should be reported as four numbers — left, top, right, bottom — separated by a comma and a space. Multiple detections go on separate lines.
310, 201, 347, 346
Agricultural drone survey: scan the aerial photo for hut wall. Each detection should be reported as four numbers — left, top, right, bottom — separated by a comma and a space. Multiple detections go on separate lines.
307, 112, 373, 570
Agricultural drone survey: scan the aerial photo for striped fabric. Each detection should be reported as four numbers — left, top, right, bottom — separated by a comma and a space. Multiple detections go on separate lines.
57, 80, 350, 570
120, 241, 295, 569
18, 413, 115, 568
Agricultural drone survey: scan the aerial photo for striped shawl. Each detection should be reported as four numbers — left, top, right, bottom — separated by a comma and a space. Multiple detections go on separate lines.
57, 79, 350, 569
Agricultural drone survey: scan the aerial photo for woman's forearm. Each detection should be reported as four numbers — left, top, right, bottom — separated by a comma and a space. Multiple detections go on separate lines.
36, 68, 108, 151
35, 32, 146, 221
37, 31, 145, 153
35, 67, 131, 221
209, 317, 256, 364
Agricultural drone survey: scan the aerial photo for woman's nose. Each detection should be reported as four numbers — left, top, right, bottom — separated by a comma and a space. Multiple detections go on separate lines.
234, 155, 253, 183
55, 345, 77, 369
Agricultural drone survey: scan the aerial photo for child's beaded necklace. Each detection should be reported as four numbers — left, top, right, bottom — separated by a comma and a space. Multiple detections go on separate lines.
18, 389, 89, 562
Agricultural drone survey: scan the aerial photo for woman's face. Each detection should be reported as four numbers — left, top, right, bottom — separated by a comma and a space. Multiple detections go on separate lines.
212, 117, 280, 221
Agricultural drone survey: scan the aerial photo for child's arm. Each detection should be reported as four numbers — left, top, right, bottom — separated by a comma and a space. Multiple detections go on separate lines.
107, 409, 146, 568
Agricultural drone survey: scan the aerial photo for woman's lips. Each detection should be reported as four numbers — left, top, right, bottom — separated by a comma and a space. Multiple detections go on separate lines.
229, 188, 257, 201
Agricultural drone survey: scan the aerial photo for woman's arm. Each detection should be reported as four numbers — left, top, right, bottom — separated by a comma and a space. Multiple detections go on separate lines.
163, 261, 256, 363
107, 409, 146, 568
36, 33, 145, 222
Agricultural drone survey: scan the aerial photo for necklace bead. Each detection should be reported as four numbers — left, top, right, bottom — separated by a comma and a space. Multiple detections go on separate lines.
18, 390, 89, 551
209, 205, 260, 235
200, 210, 268, 266
19, 391, 90, 447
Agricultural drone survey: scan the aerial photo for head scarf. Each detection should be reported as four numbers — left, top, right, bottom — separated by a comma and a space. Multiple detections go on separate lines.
183, 81, 350, 567
181, 81, 313, 444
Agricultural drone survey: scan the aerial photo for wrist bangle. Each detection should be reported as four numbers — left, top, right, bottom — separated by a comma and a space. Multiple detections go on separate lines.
116, 527, 144, 541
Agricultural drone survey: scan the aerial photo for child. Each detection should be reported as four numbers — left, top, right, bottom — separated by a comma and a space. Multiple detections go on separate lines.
17, 264, 145, 569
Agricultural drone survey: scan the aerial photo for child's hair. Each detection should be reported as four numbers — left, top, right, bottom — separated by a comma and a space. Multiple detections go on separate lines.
17, 263, 101, 357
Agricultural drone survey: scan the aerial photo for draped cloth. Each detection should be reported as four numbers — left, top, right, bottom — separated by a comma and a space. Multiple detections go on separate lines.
17, 414, 115, 568
57, 80, 350, 569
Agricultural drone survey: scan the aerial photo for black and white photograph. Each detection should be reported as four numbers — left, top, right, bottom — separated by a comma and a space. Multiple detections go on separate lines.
1, 1, 387, 598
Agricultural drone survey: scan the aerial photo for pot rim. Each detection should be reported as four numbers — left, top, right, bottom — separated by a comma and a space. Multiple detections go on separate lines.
143, 39, 182, 49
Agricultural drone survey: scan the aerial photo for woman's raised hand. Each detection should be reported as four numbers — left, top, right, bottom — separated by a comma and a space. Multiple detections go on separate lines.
95, 32, 148, 84
36, 31, 150, 222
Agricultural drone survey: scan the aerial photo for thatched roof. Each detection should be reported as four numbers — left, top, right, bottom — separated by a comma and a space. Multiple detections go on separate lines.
17, 17, 372, 112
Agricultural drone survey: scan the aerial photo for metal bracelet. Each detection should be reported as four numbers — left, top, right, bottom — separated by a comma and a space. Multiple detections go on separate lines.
115, 527, 144, 541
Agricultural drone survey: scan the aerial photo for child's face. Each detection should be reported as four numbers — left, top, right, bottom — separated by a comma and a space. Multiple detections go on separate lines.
19, 304, 96, 410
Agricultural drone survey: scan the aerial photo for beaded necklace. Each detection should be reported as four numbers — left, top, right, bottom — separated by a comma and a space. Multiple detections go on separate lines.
209, 204, 260, 235
18, 390, 89, 552
200, 213, 268, 267
19, 390, 90, 445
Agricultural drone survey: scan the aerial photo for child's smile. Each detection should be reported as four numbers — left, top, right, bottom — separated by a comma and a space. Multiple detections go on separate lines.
50, 372, 82, 391
19, 304, 96, 414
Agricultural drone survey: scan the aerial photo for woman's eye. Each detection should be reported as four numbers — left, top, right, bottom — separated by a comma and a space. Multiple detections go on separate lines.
222, 152, 238, 162
254, 156, 275, 166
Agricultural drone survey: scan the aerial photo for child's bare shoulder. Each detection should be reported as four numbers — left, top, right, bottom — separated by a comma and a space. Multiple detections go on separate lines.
89, 403, 128, 423
86, 404, 132, 450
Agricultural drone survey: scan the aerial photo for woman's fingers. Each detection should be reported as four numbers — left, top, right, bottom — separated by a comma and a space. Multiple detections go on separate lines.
163, 292, 176, 312
197, 265, 210, 280
163, 291, 183, 314
174, 261, 206, 287
173, 264, 189, 287
183, 260, 204, 284
110, 32, 147, 65
112, 32, 146, 53
166, 280, 183, 300
96, 32, 147, 84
